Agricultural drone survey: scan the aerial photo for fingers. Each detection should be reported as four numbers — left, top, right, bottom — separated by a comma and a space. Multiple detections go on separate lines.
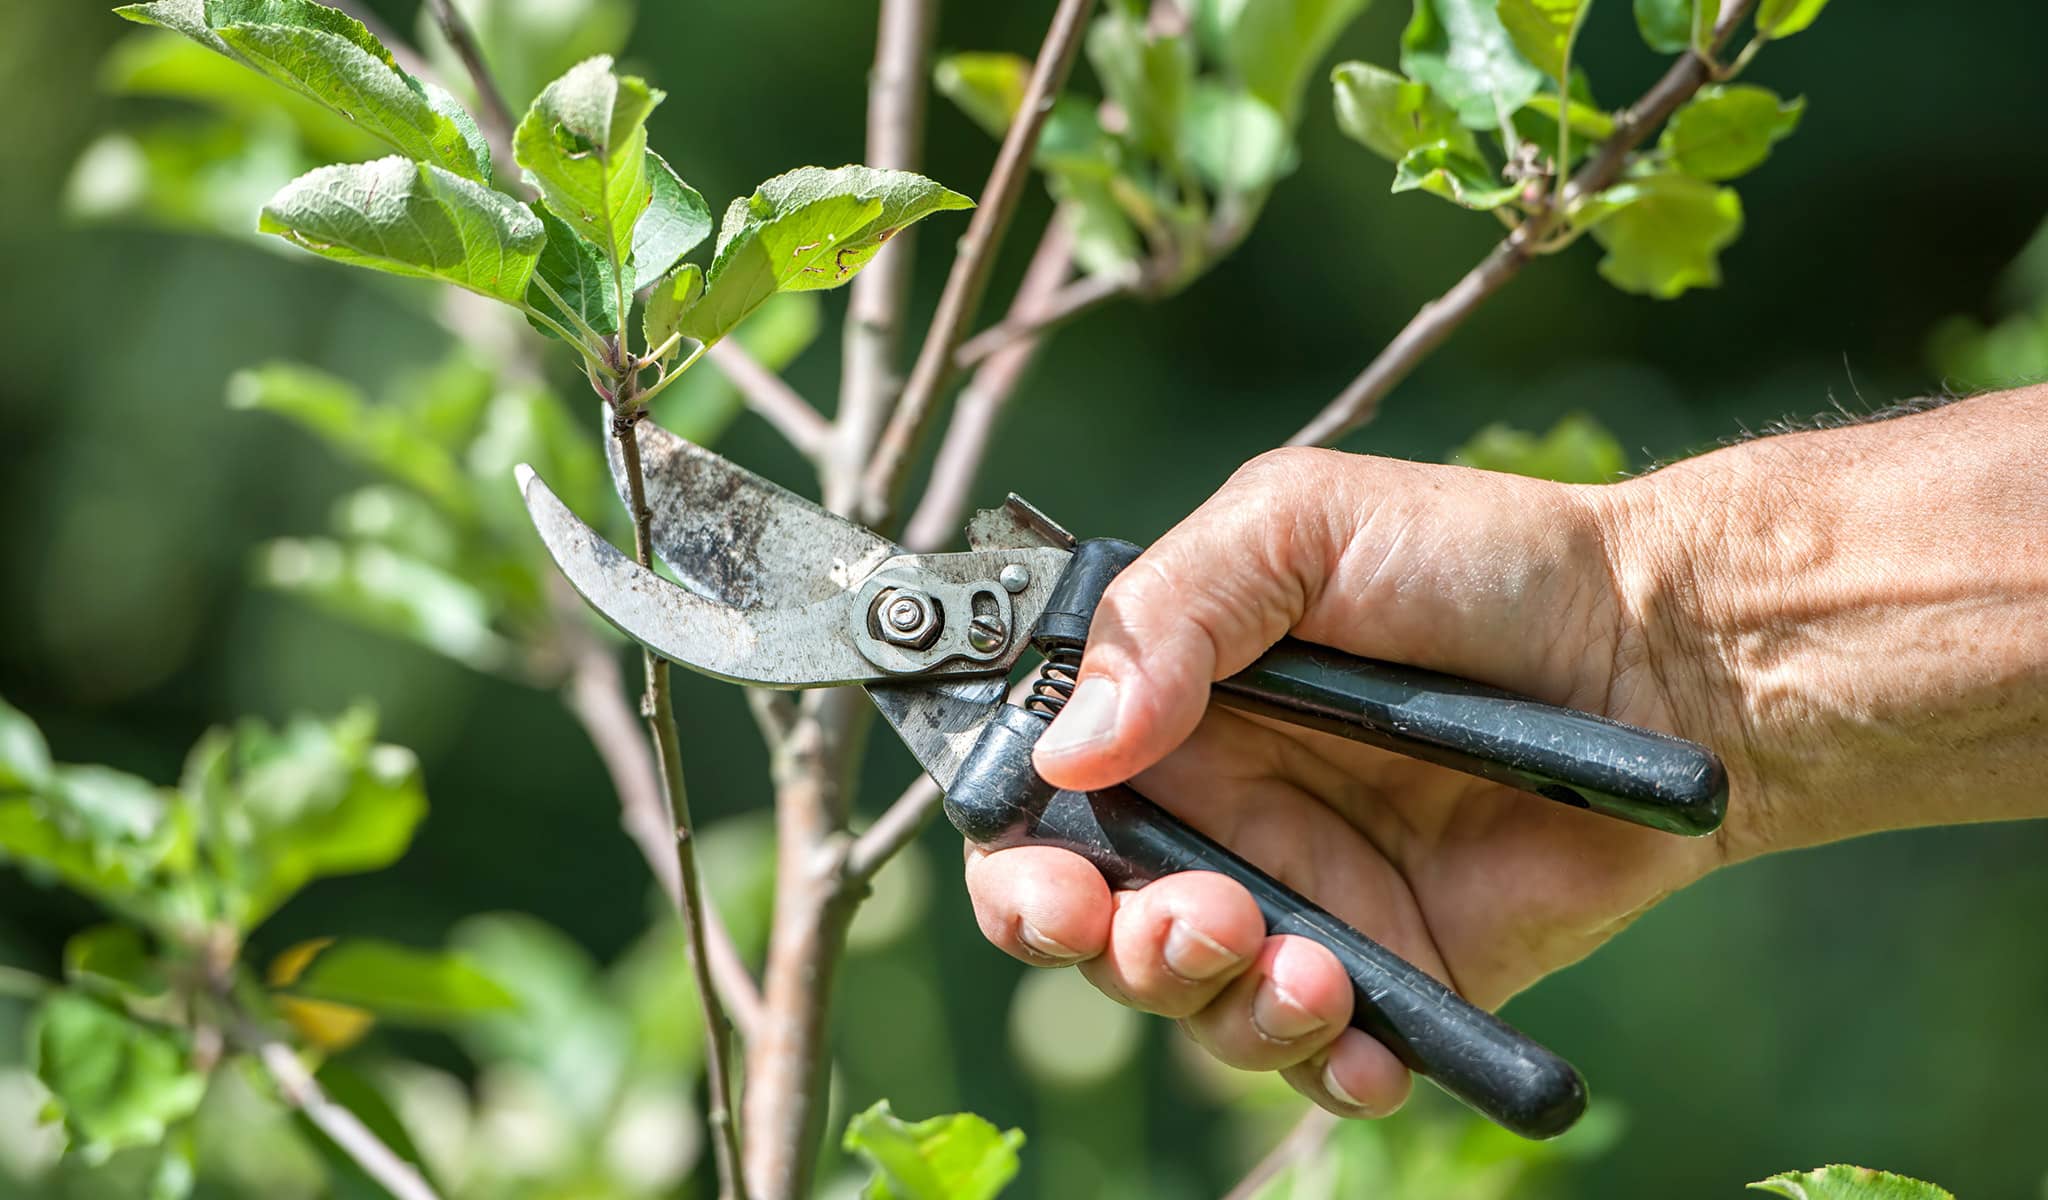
1073, 871, 1267, 1018
1281, 1028, 1413, 1118
964, 845, 1111, 965
1033, 448, 1362, 793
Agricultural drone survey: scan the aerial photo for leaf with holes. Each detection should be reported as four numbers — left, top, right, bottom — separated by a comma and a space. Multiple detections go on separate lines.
259, 156, 544, 304
1393, 142, 1519, 209
1402, 0, 1545, 130
1581, 171, 1743, 297
514, 54, 659, 293
1332, 62, 1479, 163
1660, 84, 1804, 180
1749, 1165, 1954, 1200
683, 165, 970, 345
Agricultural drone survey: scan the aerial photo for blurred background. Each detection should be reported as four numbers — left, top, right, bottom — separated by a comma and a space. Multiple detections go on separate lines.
3, 0, 2047, 1196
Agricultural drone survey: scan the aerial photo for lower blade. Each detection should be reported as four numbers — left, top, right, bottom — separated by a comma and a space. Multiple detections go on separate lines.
865, 676, 1008, 793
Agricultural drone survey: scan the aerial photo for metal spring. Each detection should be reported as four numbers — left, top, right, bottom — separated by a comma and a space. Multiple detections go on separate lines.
1024, 644, 1081, 720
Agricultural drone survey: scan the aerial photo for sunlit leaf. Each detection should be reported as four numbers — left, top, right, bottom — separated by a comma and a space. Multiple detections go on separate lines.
1755, 0, 1832, 39
1194, 0, 1372, 118
514, 54, 659, 290
842, 1100, 1025, 1200
1749, 1165, 1954, 1200
1392, 142, 1519, 208
1087, 9, 1194, 162
64, 926, 168, 1002
630, 151, 712, 292
934, 52, 1030, 139
1632, 0, 1718, 53
1180, 83, 1294, 194
32, 991, 206, 1156
683, 165, 970, 345
641, 262, 703, 366
1515, 91, 1614, 148
101, 29, 382, 161
283, 938, 515, 1025
1401, 0, 1544, 130
528, 211, 619, 340
1450, 412, 1628, 482
1497, 0, 1589, 79
0, 763, 194, 927
1580, 171, 1743, 298
1331, 61, 1478, 163
259, 156, 545, 305
0, 697, 53, 793
1659, 84, 1803, 181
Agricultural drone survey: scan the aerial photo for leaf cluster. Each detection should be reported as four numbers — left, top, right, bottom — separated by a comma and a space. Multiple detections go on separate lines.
1333, 0, 1825, 298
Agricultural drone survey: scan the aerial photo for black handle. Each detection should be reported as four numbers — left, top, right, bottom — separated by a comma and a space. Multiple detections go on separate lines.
947, 706, 1587, 1140
1214, 639, 1727, 836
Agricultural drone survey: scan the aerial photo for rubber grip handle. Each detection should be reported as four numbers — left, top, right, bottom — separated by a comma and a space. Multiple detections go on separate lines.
985, 779, 1588, 1139
1213, 639, 1727, 836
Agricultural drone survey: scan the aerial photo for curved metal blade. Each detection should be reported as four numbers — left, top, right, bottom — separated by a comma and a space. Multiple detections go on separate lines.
520, 465, 879, 687
866, 676, 1011, 792
607, 420, 896, 609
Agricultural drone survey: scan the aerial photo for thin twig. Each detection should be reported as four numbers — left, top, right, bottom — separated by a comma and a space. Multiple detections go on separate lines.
562, 620, 764, 1041
708, 339, 833, 461
858, 0, 1099, 525
844, 776, 941, 882
614, 416, 749, 1200
256, 1039, 441, 1200
830, 0, 940, 513
422, 0, 518, 154
951, 268, 1129, 372
1219, 1109, 1340, 1200
1288, 0, 1761, 447
903, 219, 1080, 553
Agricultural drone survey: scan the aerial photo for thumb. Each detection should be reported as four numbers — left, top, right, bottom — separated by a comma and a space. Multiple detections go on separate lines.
1031, 449, 1356, 792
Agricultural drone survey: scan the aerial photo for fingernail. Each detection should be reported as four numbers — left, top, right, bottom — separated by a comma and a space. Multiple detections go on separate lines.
1163, 920, 1241, 983
1035, 676, 1119, 759
1321, 1057, 1369, 1111
1017, 920, 1084, 963
1251, 981, 1325, 1042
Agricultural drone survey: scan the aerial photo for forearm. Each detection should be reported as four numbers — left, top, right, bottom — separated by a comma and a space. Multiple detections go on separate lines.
1602, 385, 2048, 859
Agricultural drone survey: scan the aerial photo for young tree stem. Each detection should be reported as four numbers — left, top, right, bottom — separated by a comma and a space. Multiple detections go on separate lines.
422, 0, 517, 162
254, 1038, 441, 1200
1289, 0, 1761, 447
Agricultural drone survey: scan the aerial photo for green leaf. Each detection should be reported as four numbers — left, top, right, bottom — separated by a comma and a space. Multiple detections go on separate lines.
1632, 0, 1718, 53
0, 697, 53, 793
1195, 0, 1372, 118
1755, 0, 1832, 38
934, 52, 1030, 139
65, 926, 169, 1002
1402, 0, 1545, 131
102, 27, 383, 161
1519, 91, 1614, 141
228, 363, 471, 513
1659, 84, 1803, 180
630, 151, 712, 292
258, 156, 545, 305
684, 165, 972, 345
1087, 10, 1195, 162
255, 537, 513, 671
842, 1100, 1025, 1200
1392, 142, 1519, 208
641, 262, 704, 366
1749, 1165, 1955, 1200
1180, 83, 1294, 194
528, 211, 619, 340
1497, 0, 1589, 79
1450, 412, 1628, 482
1581, 171, 1743, 297
284, 938, 515, 1025
116, 0, 491, 182
513, 54, 660, 287
1331, 61, 1478, 162
181, 707, 427, 929
0, 765, 194, 925
33, 991, 206, 1156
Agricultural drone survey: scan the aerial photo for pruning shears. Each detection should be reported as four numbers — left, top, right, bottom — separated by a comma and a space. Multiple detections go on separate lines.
517, 420, 1727, 1141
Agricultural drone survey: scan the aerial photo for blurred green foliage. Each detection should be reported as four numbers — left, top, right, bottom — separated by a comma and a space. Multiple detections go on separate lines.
2, 0, 2046, 1197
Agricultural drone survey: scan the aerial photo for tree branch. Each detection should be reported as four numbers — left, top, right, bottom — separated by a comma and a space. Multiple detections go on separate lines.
844, 776, 940, 882
256, 1039, 441, 1200
951, 268, 1127, 373
829, 0, 939, 514
1288, 0, 1761, 447
708, 339, 832, 461
903, 218, 1080, 553
615, 411, 749, 1200
1219, 1109, 1339, 1200
561, 621, 764, 1042
859, 0, 1098, 525
422, 0, 517, 155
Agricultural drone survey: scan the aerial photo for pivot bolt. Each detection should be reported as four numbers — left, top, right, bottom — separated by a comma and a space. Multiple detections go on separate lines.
967, 614, 1007, 653
998, 563, 1031, 593
872, 588, 941, 650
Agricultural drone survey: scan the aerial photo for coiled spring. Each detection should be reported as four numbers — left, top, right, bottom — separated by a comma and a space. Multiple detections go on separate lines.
1024, 644, 1081, 720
